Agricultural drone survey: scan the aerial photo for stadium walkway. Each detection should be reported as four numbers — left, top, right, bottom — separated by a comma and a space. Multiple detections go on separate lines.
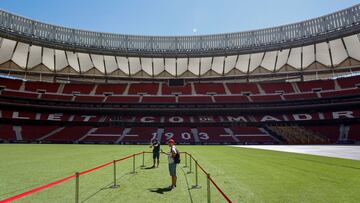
233, 145, 360, 160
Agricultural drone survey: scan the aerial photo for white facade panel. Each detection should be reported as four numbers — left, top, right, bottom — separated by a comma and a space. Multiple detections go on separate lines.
200, 57, 212, 75
275, 49, 290, 71
329, 39, 347, 66
66, 51, 80, 72
153, 58, 164, 76
28, 45, 42, 68
224, 55, 237, 74
91, 54, 105, 73
343, 35, 360, 61
261, 51, 277, 71
235, 54, 250, 73
302, 45, 315, 68
249, 53, 264, 72
129, 57, 141, 74
287, 47, 302, 70
42, 48, 55, 71
0, 39, 16, 64
211, 56, 225, 74
55, 50, 68, 71
316, 42, 331, 66
140, 57, 152, 75
78, 53, 94, 72
116, 56, 130, 75
104, 55, 118, 73
177, 58, 188, 75
12, 42, 29, 69
165, 58, 176, 76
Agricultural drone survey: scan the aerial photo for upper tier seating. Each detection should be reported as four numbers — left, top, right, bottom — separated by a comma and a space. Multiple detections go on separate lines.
260, 82, 295, 94
25, 81, 60, 93
128, 83, 159, 95
0, 78, 22, 90
74, 95, 105, 103
336, 75, 360, 89
142, 96, 176, 103
62, 84, 95, 94
250, 94, 282, 102
178, 95, 213, 103
226, 83, 259, 94
95, 84, 127, 95
320, 88, 360, 98
40, 93, 73, 101
297, 79, 335, 92
193, 83, 226, 94
1, 90, 39, 99
213, 95, 249, 103
105, 95, 140, 103
283, 93, 318, 101
162, 83, 192, 95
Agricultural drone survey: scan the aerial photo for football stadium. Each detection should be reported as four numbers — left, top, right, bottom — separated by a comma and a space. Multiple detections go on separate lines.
0, 1, 360, 202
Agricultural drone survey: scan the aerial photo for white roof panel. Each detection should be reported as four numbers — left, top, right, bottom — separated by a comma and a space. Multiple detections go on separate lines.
302, 45, 315, 68
91, 54, 105, 74
42, 48, 55, 71
211, 56, 225, 74
78, 53, 93, 72
235, 54, 250, 73
28, 45, 42, 68
287, 47, 302, 69
177, 58, 188, 75
66, 51, 80, 72
224, 55, 237, 74
165, 58, 176, 75
0, 39, 16, 64
129, 57, 141, 75
104, 55, 118, 73
329, 39, 347, 66
116, 56, 129, 75
141, 57, 152, 75
249, 53, 264, 72
261, 51, 277, 71
275, 49, 290, 71
12, 42, 29, 69
55, 49, 68, 71
316, 42, 331, 66
153, 58, 164, 76
343, 35, 360, 61
188, 58, 199, 76
200, 57, 212, 75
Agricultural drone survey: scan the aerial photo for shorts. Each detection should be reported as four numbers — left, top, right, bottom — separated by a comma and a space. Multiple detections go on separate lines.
168, 163, 177, 176
153, 151, 160, 159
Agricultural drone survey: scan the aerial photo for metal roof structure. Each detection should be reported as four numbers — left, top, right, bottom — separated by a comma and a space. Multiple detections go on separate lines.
0, 5, 360, 81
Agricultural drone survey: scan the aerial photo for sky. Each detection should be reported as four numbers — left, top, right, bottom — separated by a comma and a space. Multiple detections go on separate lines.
1, 0, 359, 36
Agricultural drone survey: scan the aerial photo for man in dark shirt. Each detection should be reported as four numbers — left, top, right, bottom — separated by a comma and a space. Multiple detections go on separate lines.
150, 138, 160, 168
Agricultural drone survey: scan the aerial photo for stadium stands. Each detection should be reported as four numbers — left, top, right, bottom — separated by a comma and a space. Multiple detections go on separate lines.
128, 83, 159, 95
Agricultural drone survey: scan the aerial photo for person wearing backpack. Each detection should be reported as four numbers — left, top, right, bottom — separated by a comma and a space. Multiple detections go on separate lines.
165, 139, 179, 189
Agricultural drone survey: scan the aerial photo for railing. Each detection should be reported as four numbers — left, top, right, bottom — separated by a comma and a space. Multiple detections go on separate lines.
0, 4, 360, 55
0, 151, 233, 203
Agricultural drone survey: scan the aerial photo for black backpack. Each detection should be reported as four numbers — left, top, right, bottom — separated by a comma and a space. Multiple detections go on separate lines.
174, 148, 181, 164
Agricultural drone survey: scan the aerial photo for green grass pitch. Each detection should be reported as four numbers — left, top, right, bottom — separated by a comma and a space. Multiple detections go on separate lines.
0, 144, 360, 202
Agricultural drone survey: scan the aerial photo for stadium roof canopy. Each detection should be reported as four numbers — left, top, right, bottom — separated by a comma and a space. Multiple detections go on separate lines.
0, 4, 360, 81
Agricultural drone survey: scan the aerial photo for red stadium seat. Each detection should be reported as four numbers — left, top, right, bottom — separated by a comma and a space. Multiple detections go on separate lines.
162, 83, 192, 95
62, 84, 95, 94
178, 95, 212, 103
193, 83, 226, 94
105, 95, 140, 103
213, 95, 249, 103
337, 75, 360, 89
0, 78, 23, 90
95, 84, 127, 95
142, 96, 176, 103
297, 79, 335, 92
260, 82, 294, 94
226, 83, 260, 94
25, 81, 60, 93
128, 83, 159, 95
1, 90, 39, 99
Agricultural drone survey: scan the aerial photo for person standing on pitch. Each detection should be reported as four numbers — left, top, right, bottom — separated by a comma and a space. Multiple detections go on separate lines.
149, 138, 160, 168
164, 139, 178, 189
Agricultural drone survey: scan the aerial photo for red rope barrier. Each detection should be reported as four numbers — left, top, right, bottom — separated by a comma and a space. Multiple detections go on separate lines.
208, 176, 233, 203
0, 174, 75, 203
186, 152, 233, 203
0, 152, 143, 203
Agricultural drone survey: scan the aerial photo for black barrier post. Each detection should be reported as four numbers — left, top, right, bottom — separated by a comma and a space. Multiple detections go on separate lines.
192, 159, 201, 189
111, 160, 119, 188
75, 172, 79, 203
207, 173, 211, 203
132, 154, 136, 174
141, 152, 145, 167
188, 154, 192, 174
184, 153, 188, 168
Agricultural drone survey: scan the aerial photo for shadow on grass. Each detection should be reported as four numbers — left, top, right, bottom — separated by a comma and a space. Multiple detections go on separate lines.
143, 165, 156, 170
81, 169, 140, 203
148, 186, 173, 194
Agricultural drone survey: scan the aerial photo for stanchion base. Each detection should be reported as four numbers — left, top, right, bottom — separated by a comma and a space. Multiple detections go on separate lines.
187, 171, 193, 174
191, 185, 201, 189
110, 185, 120, 189
140, 165, 145, 167
131, 171, 137, 174
183, 166, 188, 168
